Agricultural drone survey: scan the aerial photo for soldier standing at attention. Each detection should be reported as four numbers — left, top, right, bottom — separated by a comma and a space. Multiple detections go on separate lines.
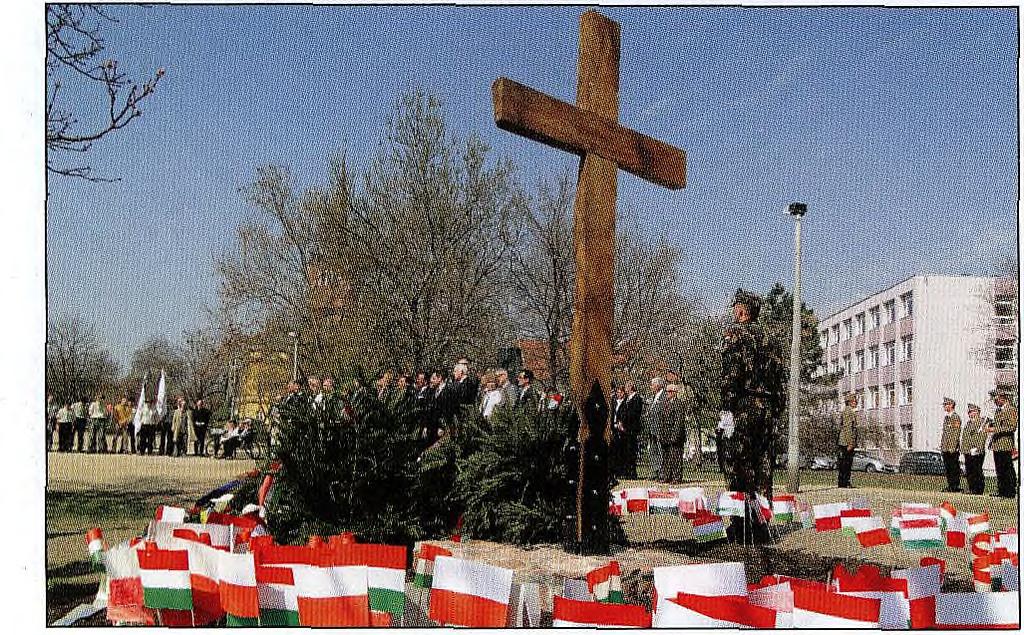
940, 397, 963, 492
987, 389, 1018, 498
720, 289, 785, 543
837, 392, 858, 488
962, 403, 989, 495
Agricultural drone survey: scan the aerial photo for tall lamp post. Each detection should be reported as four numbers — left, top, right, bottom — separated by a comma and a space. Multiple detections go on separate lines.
786, 202, 807, 494
287, 331, 299, 381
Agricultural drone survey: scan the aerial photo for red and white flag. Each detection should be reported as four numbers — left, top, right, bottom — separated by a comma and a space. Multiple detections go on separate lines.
854, 516, 892, 547
218, 550, 259, 625
429, 555, 513, 627
652, 562, 747, 609
968, 511, 992, 535
973, 532, 994, 557
661, 593, 784, 628
104, 542, 154, 625
608, 491, 625, 517
154, 505, 187, 524
939, 501, 957, 525
621, 488, 649, 514
813, 502, 849, 531
185, 541, 226, 622
934, 592, 1019, 629
717, 491, 746, 517
293, 554, 370, 627
791, 586, 880, 628
754, 493, 773, 523
946, 515, 968, 548
671, 487, 708, 518
974, 554, 995, 592
552, 596, 650, 628
840, 508, 873, 534
586, 561, 623, 604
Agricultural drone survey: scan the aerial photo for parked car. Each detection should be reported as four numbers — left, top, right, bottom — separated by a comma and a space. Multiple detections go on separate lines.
851, 450, 898, 473
809, 455, 837, 470
899, 451, 946, 475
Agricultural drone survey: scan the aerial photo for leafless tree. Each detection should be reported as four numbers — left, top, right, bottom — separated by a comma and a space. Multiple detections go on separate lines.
46, 4, 164, 181
970, 255, 1019, 377
129, 335, 185, 395
46, 314, 120, 404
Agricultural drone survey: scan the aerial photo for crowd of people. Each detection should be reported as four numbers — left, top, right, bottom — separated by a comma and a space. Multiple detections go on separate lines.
45, 393, 241, 458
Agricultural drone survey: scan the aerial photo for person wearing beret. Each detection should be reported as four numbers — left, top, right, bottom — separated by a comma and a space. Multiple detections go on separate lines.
939, 397, 962, 493
987, 389, 1018, 498
962, 403, 989, 495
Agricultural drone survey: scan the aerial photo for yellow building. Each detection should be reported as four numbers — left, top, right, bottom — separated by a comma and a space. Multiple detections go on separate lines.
237, 352, 290, 421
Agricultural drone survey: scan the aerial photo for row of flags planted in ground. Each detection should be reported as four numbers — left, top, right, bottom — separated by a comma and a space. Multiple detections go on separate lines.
83, 496, 1019, 628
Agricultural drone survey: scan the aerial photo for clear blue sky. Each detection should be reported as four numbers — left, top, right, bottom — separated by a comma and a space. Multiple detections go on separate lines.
46, 5, 1019, 369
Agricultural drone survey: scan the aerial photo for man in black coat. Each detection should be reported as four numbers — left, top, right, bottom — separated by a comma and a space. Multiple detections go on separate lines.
516, 369, 542, 413
451, 361, 479, 407
617, 381, 644, 478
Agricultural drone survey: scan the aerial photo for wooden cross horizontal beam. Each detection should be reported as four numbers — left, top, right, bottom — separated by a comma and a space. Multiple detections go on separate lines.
492, 77, 686, 190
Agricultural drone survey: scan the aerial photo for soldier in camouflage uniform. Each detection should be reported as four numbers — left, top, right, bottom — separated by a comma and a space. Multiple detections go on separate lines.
720, 289, 786, 544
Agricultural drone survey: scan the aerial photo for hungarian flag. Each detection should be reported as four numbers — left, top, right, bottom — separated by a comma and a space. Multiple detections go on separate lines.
255, 564, 300, 626
945, 515, 968, 547
184, 541, 225, 622
552, 595, 650, 628
934, 592, 1020, 629
939, 501, 957, 525
664, 593, 784, 628
973, 532, 994, 557
772, 495, 795, 523
85, 528, 105, 571
218, 551, 259, 625
293, 561, 370, 627
104, 542, 155, 625
648, 490, 679, 515
791, 586, 880, 628
412, 543, 452, 589
969, 511, 992, 535
890, 509, 903, 538
754, 493, 773, 523
813, 502, 849, 531
798, 500, 813, 529
355, 544, 407, 622
586, 561, 623, 604
428, 555, 513, 627
899, 517, 944, 549
652, 562, 747, 607
691, 511, 727, 543
622, 488, 649, 514
854, 516, 892, 547
154, 505, 187, 524
138, 546, 193, 611
672, 487, 708, 518
840, 508, 873, 536
717, 491, 746, 517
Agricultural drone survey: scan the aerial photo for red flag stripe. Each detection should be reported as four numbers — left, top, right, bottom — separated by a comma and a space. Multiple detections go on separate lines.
815, 517, 841, 531
841, 508, 872, 518
793, 586, 880, 623
901, 518, 940, 529
553, 596, 650, 627
428, 587, 509, 627
137, 548, 189, 570
673, 593, 779, 628
297, 595, 371, 627
256, 545, 311, 566
416, 544, 452, 562
220, 580, 260, 618
857, 528, 892, 547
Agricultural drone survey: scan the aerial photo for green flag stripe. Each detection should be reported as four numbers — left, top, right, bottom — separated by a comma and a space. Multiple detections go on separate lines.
413, 573, 432, 589
143, 587, 193, 611
694, 532, 726, 543
260, 608, 300, 626
902, 539, 944, 550
369, 587, 406, 615
226, 614, 260, 627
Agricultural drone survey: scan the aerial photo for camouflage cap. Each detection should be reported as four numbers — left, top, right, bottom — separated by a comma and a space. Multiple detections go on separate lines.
943, 396, 955, 406
967, 403, 981, 412
732, 288, 762, 320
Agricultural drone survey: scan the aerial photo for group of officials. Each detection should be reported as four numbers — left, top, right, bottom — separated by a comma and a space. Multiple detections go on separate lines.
836, 390, 1018, 497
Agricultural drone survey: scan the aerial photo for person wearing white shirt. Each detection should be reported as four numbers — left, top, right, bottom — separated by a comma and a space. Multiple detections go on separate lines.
88, 395, 108, 453
479, 377, 503, 419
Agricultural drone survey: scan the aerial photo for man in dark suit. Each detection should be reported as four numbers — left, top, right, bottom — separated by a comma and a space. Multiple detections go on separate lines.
618, 381, 644, 478
516, 369, 541, 413
451, 361, 479, 407
426, 370, 456, 445
658, 384, 687, 483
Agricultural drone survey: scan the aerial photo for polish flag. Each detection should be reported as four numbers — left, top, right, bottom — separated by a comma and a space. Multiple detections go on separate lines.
717, 491, 746, 517
946, 515, 968, 548
658, 593, 783, 628
854, 516, 892, 547
622, 488, 649, 514
104, 542, 155, 625
154, 505, 187, 524
648, 490, 679, 515
791, 586, 881, 628
185, 541, 225, 621
974, 554, 994, 592
412, 543, 451, 589
552, 596, 650, 628
652, 562, 747, 611
995, 529, 1018, 555
934, 592, 1020, 629
968, 511, 992, 535
255, 564, 300, 626
608, 491, 625, 517
813, 502, 849, 531
586, 561, 623, 604
429, 556, 513, 627
218, 550, 259, 625
293, 558, 370, 627
137, 546, 193, 611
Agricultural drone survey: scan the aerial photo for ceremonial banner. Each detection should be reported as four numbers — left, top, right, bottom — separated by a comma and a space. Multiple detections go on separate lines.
552, 596, 650, 628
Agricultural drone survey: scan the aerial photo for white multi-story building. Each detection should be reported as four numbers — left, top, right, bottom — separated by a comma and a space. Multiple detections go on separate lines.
818, 275, 1017, 464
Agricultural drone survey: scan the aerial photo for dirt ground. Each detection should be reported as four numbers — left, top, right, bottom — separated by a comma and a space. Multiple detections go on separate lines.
45, 453, 1016, 625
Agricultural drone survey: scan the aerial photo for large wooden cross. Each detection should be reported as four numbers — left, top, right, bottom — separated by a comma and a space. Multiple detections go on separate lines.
492, 10, 686, 547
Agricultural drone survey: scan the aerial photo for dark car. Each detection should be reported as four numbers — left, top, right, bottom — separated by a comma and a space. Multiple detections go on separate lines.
899, 451, 946, 475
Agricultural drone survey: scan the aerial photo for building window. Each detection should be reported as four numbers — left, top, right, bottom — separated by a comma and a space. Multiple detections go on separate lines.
995, 294, 1016, 326
900, 335, 913, 362
884, 300, 896, 324
869, 306, 881, 330
900, 380, 913, 406
883, 341, 896, 366
854, 313, 866, 337
831, 324, 840, 345
869, 386, 880, 409
899, 292, 914, 319
995, 339, 1017, 370
826, 359, 835, 375
904, 427, 913, 447
854, 350, 864, 373
842, 354, 852, 376
867, 346, 879, 369
842, 319, 852, 341
820, 332, 829, 349
883, 383, 896, 408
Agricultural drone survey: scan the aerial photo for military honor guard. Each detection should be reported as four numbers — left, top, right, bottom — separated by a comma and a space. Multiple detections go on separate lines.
837, 392, 858, 488
940, 397, 962, 493
961, 403, 989, 495
987, 388, 1018, 498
